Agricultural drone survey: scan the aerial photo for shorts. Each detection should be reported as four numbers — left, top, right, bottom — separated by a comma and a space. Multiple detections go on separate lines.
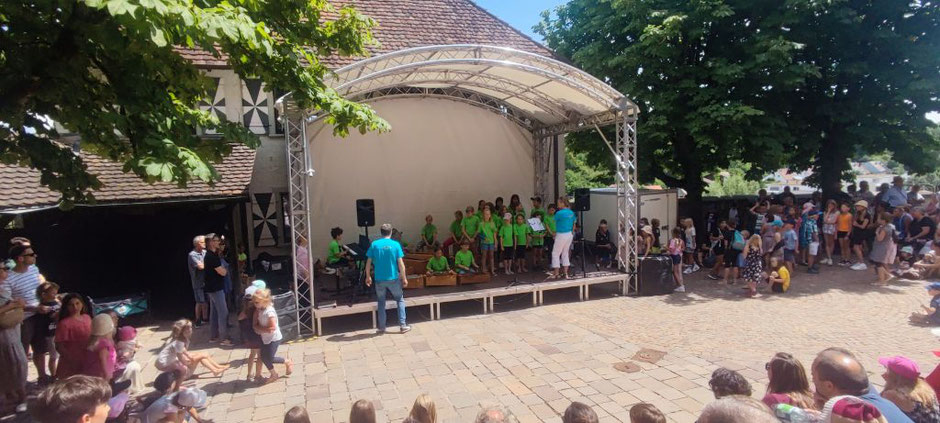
514, 245, 528, 258
20, 315, 49, 354
823, 224, 836, 235
850, 232, 869, 246
837, 231, 849, 239
500, 248, 514, 260
46, 337, 58, 360
784, 249, 795, 262
808, 242, 819, 256
724, 250, 741, 267
192, 283, 206, 304
481, 242, 495, 251
771, 283, 786, 293
670, 255, 681, 265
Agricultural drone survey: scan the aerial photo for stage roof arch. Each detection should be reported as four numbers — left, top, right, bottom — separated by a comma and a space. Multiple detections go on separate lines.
325, 45, 638, 136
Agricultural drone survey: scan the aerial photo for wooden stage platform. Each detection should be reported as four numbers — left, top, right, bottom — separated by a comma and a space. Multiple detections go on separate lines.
311, 270, 627, 334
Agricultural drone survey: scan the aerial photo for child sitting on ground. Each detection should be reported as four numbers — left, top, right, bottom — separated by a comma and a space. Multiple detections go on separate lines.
768, 257, 791, 293
114, 325, 144, 392
454, 241, 478, 274
910, 282, 940, 325
155, 319, 229, 389
425, 247, 454, 276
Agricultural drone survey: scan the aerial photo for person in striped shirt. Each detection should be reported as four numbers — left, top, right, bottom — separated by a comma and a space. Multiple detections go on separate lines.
8, 242, 50, 383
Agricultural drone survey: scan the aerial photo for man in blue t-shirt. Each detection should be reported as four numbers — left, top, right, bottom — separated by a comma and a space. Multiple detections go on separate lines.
550, 197, 578, 279
365, 223, 411, 334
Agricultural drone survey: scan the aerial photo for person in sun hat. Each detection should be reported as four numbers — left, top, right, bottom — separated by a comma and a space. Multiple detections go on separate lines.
140, 386, 208, 423
924, 350, 940, 403
821, 396, 887, 423
877, 356, 940, 423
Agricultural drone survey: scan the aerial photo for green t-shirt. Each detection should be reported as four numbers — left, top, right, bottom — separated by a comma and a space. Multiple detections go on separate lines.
531, 229, 545, 246
544, 214, 556, 235
462, 215, 481, 236
455, 250, 474, 268
427, 256, 449, 272
449, 219, 462, 237
479, 220, 497, 244
327, 239, 342, 264
421, 224, 436, 242
499, 223, 514, 247
513, 223, 531, 246
530, 207, 546, 219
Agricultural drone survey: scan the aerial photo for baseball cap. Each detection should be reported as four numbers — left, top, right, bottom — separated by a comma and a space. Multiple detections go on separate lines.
503, 213, 512, 220
802, 202, 815, 212
901, 245, 914, 254
175, 388, 208, 408
878, 356, 921, 381
771, 220, 784, 227
927, 282, 940, 291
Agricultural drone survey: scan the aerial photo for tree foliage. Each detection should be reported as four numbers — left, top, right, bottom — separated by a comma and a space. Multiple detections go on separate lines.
565, 149, 613, 194
0, 0, 388, 205
780, 0, 940, 195
705, 161, 765, 197
536, 0, 816, 205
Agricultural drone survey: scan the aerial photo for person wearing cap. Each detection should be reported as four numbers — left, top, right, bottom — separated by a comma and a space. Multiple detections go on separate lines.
812, 347, 914, 423
82, 314, 131, 394
365, 223, 411, 334
878, 356, 940, 423
639, 224, 655, 259
140, 386, 209, 423
909, 283, 940, 326
850, 201, 873, 271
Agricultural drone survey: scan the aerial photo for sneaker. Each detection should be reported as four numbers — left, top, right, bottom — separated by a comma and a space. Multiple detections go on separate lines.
400, 325, 412, 334
692, 264, 700, 272
683, 267, 693, 274
807, 267, 820, 274
850, 263, 868, 271
838, 260, 850, 267
194, 320, 204, 328
376, 328, 386, 335
706, 274, 720, 280
674, 285, 686, 293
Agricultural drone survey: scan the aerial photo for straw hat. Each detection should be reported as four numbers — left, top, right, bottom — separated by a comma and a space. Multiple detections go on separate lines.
641, 225, 653, 235
854, 200, 869, 209
91, 314, 115, 336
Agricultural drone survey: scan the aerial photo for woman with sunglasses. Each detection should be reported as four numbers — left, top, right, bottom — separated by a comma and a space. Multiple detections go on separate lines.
763, 352, 817, 410
0, 260, 28, 415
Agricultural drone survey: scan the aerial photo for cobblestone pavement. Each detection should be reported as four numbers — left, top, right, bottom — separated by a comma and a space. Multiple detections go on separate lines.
21, 267, 940, 422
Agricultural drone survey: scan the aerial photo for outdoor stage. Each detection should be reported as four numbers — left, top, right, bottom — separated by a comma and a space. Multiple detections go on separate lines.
311, 268, 627, 334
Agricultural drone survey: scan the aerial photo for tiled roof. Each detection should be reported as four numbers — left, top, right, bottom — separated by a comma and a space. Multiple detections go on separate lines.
174, 0, 554, 68
0, 145, 255, 212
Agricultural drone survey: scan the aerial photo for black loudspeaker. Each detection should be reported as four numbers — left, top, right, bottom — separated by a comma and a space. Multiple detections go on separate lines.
573, 188, 591, 212
356, 199, 375, 227
638, 256, 675, 296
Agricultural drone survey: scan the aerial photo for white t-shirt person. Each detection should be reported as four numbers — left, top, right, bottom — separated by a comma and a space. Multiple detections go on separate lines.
257, 305, 282, 344
156, 340, 186, 371
8, 265, 41, 318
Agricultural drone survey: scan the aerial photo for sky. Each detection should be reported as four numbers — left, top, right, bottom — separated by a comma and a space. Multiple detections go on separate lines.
472, 0, 569, 41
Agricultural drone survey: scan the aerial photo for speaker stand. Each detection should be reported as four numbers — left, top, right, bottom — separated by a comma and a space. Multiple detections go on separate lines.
579, 210, 587, 277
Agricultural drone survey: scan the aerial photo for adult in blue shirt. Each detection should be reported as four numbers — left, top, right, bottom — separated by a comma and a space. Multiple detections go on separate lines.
550, 196, 577, 279
365, 223, 412, 334
884, 176, 909, 209
812, 347, 914, 423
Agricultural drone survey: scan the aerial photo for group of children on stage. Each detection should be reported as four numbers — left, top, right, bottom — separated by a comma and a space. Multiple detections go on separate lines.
324, 195, 558, 277
417, 195, 556, 276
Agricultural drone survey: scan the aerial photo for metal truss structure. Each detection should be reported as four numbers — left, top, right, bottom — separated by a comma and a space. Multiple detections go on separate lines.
277, 45, 640, 336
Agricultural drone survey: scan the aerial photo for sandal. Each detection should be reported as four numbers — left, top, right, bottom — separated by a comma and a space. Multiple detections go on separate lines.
285, 358, 294, 376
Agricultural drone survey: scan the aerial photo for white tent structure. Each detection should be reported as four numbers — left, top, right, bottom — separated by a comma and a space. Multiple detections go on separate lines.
277, 45, 639, 336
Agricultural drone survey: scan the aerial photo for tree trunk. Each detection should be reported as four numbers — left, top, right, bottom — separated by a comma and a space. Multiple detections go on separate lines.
816, 130, 849, 201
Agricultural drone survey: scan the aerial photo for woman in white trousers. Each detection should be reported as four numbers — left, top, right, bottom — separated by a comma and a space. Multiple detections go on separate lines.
550, 197, 577, 279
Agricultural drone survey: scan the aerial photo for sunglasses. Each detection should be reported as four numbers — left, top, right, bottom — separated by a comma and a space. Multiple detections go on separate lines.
765, 362, 771, 370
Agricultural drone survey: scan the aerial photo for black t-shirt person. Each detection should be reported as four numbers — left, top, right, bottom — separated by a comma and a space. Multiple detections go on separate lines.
910, 216, 937, 242
203, 249, 225, 293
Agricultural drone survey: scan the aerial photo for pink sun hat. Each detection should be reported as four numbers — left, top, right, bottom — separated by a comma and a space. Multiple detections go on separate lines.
878, 355, 920, 381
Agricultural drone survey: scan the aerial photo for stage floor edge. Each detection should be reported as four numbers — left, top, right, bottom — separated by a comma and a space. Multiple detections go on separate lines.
311, 271, 627, 334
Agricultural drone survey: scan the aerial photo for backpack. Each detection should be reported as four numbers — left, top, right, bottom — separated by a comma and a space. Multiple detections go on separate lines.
731, 230, 746, 250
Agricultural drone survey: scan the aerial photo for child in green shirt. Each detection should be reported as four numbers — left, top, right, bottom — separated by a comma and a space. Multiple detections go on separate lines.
326, 227, 350, 269
479, 208, 497, 275
426, 246, 453, 275
499, 212, 515, 275
417, 214, 439, 252
454, 241, 478, 274
443, 210, 463, 257
513, 214, 532, 273
531, 212, 546, 270
530, 196, 546, 220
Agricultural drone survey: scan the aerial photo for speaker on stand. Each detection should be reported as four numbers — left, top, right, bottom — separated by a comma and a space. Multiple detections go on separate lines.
573, 188, 591, 276
352, 199, 375, 305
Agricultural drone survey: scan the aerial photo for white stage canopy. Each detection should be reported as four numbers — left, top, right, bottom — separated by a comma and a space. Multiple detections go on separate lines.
277, 45, 640, 336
